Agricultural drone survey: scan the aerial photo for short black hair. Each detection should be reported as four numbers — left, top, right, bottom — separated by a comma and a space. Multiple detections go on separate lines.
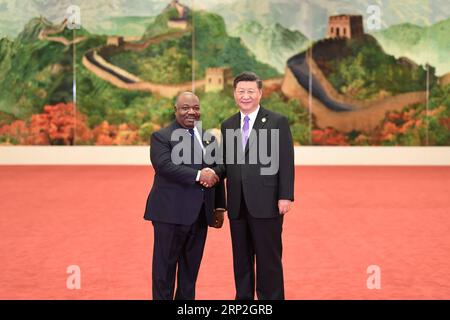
233, 72, 263, 89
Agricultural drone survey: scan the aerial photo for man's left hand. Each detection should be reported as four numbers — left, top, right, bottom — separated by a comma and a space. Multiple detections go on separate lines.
213, 209, 225, 228
278, 200, 292, 215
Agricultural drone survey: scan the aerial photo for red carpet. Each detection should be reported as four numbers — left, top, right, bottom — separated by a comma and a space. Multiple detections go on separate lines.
0, 166, 449, 299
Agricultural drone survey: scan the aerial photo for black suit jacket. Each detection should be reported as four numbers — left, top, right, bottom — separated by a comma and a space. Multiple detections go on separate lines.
215, 106, 294, 219
144, 121, 226, 226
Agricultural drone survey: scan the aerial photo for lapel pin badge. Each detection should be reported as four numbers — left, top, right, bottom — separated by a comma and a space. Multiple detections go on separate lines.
262, 117, 267, 123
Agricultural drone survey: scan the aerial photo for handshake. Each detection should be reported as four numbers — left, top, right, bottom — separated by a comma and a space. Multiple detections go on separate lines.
198, 168, 219, 188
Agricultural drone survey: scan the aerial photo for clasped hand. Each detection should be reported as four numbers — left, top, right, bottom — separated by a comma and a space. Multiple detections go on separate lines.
199, 168, 219, 188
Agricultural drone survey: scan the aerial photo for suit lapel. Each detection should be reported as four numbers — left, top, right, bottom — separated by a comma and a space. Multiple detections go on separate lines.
233, 112, 241, 130
169, 121, 203, 166
233, 112, 244, 152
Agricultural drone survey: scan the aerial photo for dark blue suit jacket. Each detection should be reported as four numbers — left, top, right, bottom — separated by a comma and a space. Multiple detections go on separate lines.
144, 121, 226, 226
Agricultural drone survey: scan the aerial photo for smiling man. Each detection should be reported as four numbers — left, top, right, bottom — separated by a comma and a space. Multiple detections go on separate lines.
144, 91, 226, 300
214, 72, 295, 300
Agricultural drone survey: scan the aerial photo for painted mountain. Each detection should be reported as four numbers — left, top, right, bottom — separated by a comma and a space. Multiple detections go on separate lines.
234, 21, 309, 73
0, 0, 166, 38
0, 3, 289, 146
0, 0, 449, 146
0, 17, 77, 118
372, 18, 450, 76
204, 0, 450, 40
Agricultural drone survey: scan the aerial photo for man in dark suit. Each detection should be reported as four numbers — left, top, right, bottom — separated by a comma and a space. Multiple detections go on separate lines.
144, 92, 226, 300
214, 72, 295, 300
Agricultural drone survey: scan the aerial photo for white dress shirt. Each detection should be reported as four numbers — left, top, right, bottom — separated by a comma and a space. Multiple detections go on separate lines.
192, 126, 205, 154
190, 126, 206, 182
240, 105, 260, 150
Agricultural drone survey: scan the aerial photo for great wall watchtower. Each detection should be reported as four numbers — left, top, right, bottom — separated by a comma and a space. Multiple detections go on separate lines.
107, 36, 124, 47
167, 0, 189, 30
205, 67, 232, 93
327, 15, 364, 39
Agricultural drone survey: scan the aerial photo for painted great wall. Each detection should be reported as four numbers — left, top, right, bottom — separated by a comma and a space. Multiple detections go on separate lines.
81, 28, 207, 98
281, 49, 427, 132
278, 16, 431, 133
83, 49, 206, 97
36, 9, 440, 134
38, 19, 87, 46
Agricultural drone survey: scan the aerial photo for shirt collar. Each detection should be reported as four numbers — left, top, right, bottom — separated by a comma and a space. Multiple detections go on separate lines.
240, 105, 260, 123
187, 126, 202, 142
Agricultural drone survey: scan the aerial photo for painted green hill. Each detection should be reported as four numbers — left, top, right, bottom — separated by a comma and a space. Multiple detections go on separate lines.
235, 20, 309, 72
93, 16, 155, 37
0, 17, 102, 119
372, 18, 450, 76
0, 18, 71, 117
0, 7, 282, 139
142, 5, 183, 38
313, 34, 437, 100
110, 10, 280, 84
193, 10, 279, 79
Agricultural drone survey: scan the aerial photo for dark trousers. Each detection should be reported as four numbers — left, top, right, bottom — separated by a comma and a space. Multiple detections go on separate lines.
229, 193, 285, 300
152, 207, 207, 300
